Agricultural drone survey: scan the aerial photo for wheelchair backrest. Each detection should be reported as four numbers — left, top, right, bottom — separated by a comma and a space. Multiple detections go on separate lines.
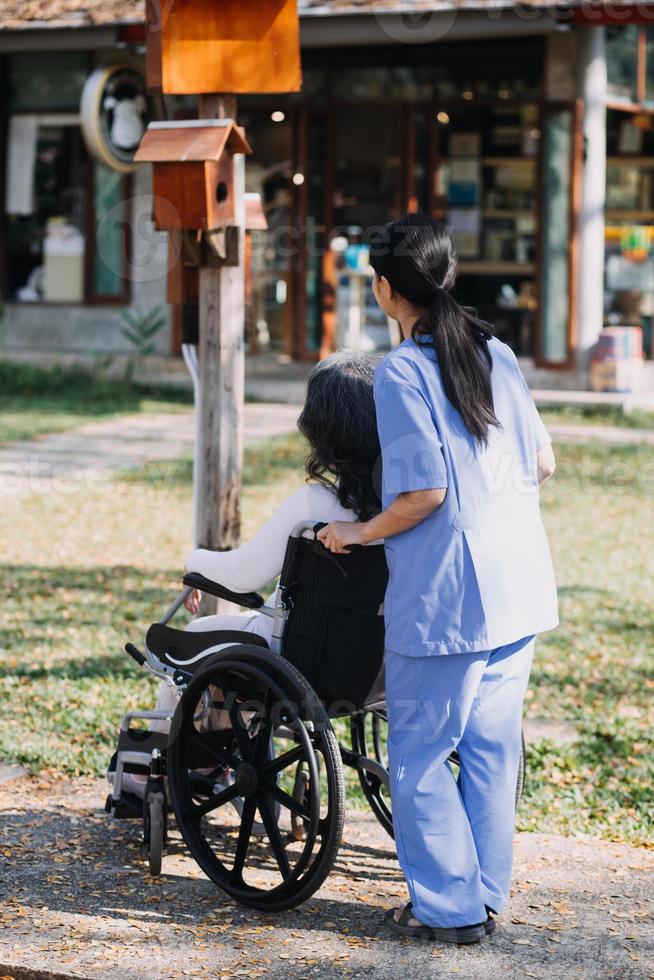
278, 530, 388, 712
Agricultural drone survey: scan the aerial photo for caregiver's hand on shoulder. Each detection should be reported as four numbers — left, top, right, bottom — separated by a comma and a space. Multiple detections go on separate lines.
316, 521, 368, 554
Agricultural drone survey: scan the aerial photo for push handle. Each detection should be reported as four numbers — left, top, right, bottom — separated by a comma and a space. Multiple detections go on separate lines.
311, 520, 368, 555
125, 642, 146, 667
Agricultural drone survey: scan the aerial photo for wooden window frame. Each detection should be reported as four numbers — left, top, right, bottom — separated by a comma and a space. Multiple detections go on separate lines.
606, 24, 654, 112
0, 109, 132, 308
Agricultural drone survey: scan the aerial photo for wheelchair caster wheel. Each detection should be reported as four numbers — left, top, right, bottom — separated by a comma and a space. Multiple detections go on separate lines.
144, 790, 166, 876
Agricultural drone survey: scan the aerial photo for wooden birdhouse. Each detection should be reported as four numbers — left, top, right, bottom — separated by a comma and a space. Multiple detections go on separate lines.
133, 119, 252, 232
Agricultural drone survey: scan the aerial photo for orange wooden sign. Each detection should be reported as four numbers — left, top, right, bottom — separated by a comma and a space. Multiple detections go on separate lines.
146, 0, 302, 95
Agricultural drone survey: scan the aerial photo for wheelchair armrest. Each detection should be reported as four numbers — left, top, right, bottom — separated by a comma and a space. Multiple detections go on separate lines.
182, 572, 264, 609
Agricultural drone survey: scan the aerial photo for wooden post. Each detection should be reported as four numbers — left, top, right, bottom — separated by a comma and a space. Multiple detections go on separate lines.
142, 0, 300, 611
197, 94, 245, 613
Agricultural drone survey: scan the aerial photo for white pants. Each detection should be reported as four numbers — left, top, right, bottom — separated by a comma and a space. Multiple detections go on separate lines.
109, 611, 272, 798
150, 611, 273, 732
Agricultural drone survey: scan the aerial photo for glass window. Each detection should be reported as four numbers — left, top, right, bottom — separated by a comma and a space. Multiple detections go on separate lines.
331, 66, 432, 102
8, 52, 88, 111
333, 106, 403, 228
6, 122, 86, 303
606, 106, 654, 156
539, 108, 573, 364
239, 106, 295, 352
646, 26, 654, 104
93, 164, 127, 298
305, 113, 327, 353
330, 106, 404, 352
411, 108, 430, 213
238, 71, 327, 107
605, 136, 654, 358
432, 102, 538, 356
436, 104, 538, 263
432, 41, 543, 101
606, 25, 639, 104
606, 162, 654, 211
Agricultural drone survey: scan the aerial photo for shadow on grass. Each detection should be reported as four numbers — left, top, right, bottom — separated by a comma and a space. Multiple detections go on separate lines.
0, 563, 181, 677
556, 585, 611, 597
0, 652, 145, 682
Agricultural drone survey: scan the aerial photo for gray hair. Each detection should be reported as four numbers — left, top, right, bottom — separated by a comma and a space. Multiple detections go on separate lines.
297, 350, 382, 519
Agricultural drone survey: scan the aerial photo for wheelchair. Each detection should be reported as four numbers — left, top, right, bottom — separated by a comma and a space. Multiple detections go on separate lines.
107, 521, 525, 912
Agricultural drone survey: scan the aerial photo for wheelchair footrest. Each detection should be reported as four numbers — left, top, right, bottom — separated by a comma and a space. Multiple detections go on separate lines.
118, 728, 168, 755
105, 791, 143, 820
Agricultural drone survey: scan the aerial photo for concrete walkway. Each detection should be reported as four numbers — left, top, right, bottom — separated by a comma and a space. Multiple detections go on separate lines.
2, 406, 652, 501
0, 772, 652, 980
144, 351, 654, 412
0, 405, 300, 497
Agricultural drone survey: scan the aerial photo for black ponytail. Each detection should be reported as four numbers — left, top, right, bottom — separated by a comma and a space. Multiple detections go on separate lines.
370, 214, 499, 446
420, 288, 498, 445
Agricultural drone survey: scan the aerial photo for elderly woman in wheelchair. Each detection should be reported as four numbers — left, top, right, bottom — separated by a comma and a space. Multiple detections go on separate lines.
107, 351, 393, 908
107, 349, 525, 913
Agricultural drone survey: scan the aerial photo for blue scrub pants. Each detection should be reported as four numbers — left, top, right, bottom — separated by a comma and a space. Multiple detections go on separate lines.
385, 634, 535, 928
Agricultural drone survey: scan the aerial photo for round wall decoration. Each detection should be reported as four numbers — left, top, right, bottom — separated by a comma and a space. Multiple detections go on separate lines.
80, 65, 149, 173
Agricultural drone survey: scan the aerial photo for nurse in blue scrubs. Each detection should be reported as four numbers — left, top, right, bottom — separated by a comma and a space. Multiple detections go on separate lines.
318, 214, 558, 945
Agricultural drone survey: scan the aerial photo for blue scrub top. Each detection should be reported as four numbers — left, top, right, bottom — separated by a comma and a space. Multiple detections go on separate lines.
374, 336, 559, 657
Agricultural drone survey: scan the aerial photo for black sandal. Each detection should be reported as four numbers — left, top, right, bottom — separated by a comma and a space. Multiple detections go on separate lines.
385, 903, 494, 944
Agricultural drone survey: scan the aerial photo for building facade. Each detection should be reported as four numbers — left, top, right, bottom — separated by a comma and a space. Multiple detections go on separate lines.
1, 2, 654, 374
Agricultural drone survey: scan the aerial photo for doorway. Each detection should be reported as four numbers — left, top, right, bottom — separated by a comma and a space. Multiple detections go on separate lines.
306, 104, 406, 358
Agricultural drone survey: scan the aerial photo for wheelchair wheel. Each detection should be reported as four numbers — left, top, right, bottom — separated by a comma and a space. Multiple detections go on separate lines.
515, 728, 526, 807
352, 711, 526, 830
143, 789, 165, 876
350, 709, 394, 840
167, 645, 345, 912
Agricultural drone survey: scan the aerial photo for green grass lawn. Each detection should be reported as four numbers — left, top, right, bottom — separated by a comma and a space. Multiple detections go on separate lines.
539, 403, 654, 430
0, 361, 192, 445
0, 431, 652, 846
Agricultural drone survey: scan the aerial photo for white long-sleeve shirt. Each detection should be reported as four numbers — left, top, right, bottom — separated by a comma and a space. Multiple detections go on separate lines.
186, 483, 356, 594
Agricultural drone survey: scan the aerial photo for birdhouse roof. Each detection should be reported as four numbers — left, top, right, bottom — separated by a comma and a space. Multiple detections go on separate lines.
134, 119, 252, 164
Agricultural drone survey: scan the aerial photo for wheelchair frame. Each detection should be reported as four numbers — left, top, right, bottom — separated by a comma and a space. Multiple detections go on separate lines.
108, 521, 395, 893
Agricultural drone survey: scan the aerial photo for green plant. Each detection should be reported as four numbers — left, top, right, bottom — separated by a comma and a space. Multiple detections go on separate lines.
90, 351, 116, 376
119, 305, 168, 379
